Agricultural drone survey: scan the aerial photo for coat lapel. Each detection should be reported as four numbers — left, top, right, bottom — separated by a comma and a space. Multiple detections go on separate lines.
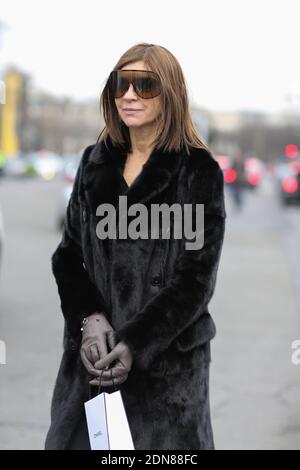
82, 137, 185, 216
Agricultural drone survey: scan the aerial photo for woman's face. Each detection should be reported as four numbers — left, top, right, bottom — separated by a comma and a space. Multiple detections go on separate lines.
114, 61, 162, 129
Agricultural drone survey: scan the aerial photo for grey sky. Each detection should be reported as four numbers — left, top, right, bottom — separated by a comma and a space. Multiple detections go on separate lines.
1, 0, 299, 112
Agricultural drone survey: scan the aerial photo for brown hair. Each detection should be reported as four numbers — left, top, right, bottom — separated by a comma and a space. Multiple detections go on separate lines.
97, 43, 211, 156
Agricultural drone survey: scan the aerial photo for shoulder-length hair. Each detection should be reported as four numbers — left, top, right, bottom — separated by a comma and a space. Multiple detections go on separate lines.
97, 42, 211, 156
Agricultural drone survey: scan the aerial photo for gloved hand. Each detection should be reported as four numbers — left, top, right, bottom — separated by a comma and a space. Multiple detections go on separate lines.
89, 341, 133, 387
80, 312, 117, 377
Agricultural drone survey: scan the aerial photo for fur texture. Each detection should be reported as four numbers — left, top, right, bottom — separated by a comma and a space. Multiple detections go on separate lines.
45, 137, 226, 450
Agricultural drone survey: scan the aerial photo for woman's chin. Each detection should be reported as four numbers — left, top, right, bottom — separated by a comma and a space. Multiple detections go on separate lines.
125, 120, 147, 128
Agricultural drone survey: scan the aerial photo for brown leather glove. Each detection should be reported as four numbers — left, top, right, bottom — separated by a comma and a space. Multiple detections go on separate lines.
80, 312, 117, 377
89, 341, 133, 387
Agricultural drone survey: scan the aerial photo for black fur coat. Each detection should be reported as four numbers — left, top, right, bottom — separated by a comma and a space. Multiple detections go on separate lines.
45, 137, 226, 450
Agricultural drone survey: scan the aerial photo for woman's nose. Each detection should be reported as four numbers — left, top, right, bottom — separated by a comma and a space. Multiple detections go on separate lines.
123, 83, 138, 99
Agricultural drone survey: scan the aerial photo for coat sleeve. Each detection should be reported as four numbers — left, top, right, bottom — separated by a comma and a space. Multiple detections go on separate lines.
51, 145, 107, 340
114, 162, 226, 371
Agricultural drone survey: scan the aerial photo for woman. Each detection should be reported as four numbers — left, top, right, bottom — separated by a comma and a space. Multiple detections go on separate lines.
45, 42, 226, 450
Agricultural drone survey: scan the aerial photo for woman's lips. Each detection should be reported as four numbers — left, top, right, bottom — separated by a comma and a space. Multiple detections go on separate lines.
123, 109, 143, 113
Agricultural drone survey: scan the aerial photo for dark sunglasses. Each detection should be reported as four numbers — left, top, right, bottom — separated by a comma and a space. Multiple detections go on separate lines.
108, 69, 162, 99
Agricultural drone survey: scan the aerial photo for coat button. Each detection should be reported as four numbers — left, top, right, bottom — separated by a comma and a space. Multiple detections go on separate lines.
151, 275, 162, 287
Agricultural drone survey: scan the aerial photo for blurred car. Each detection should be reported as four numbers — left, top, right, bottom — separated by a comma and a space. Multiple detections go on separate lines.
3, 151, 64, 179
243, 157, 264, 189
214, 154, 245, 185
30, 151, 64, 181
0, 206, 4, 273
215, 154, 264, 189
56, 153, 81, 230
214, 155, 234, 181
277, 159, 300, 205
3, 155, 29, 177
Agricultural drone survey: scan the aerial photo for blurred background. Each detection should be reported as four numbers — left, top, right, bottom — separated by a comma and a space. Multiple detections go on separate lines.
0, 0, 300, 450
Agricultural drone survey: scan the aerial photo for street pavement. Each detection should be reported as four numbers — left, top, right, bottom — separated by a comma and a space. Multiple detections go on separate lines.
0, 175, 299, 449
211, 180, 300, 449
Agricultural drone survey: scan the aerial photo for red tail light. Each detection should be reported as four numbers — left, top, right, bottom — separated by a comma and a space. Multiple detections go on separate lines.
247, 172, 261, 186
282, 176, 298, 193
224, 168, 237, 183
